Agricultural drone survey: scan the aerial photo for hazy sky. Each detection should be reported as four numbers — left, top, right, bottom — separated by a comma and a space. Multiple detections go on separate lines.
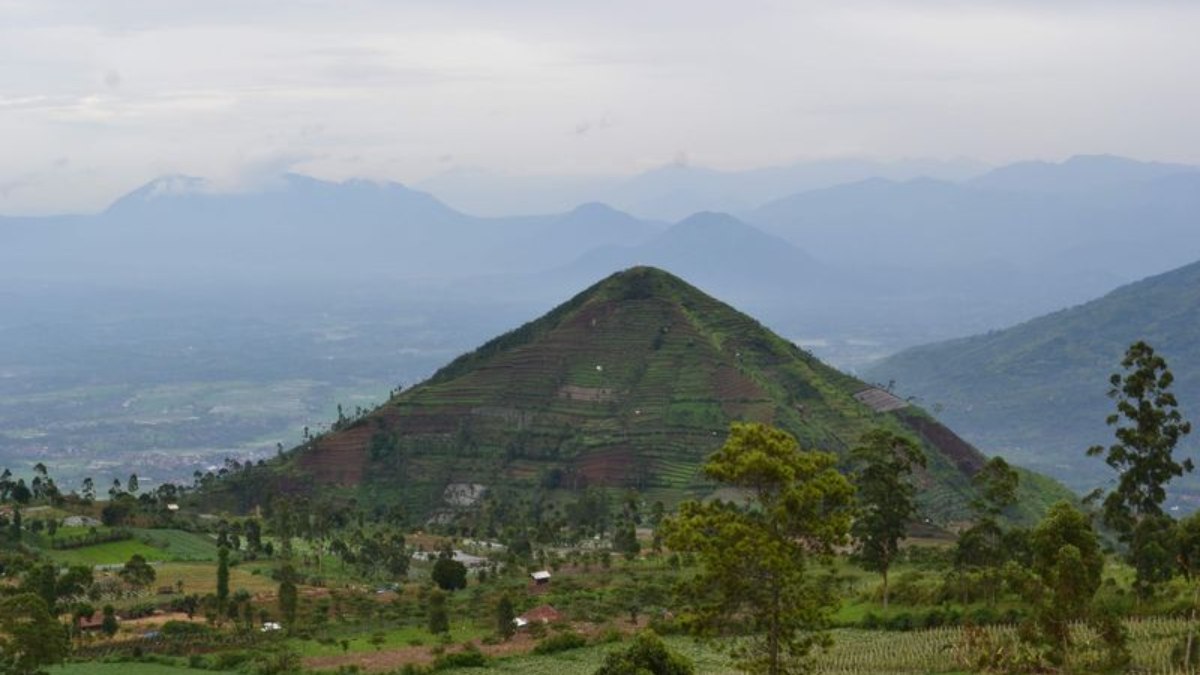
2, 0, 1198, 214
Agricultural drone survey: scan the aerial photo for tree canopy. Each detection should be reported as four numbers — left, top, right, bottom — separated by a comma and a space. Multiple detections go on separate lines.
664, 422, 854, 675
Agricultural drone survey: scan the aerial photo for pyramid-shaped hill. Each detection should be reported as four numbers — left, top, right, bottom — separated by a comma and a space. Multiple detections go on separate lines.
268, 267, 1070, 523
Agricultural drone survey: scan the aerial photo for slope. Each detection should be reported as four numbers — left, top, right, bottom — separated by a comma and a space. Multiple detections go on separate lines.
231, 267, 1069, 524
864, 260, 1200, 504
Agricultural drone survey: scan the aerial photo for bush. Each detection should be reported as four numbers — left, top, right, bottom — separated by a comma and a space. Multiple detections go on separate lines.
160, 620, 214, 638
432, 645, 488, 670
532, 631, 588, 655
884, 612, 914, 631
594, 630, 695, 675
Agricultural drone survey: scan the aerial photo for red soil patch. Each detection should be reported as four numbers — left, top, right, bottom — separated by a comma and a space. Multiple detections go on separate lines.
298, 425, 370, 486
897, 411, 987, 476
573, 446, 638, 486
711, 365, 767, 401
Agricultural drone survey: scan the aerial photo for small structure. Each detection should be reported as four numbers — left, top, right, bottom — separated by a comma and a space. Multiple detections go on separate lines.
261, 621, 282, 632
76, 612, 109, 632
516, 604, 562, 628
165, 503, 180, 512
63, 515, 101, 528
530, 570, 551, 585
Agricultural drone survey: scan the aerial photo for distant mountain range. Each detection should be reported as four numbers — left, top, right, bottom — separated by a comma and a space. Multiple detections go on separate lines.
417, 157, 989, 221
2, 154, 1199, 366
864, 258, 1200, 507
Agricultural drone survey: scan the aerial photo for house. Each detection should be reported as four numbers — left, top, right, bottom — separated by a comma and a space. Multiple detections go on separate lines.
515, 604, 562, 628
530, 570, 551, 585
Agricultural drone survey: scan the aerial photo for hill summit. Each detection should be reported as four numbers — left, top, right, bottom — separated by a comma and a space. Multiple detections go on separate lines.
246, 267, 1067, 522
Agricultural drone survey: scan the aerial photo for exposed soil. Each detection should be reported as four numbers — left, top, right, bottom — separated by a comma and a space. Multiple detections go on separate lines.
897, 411, 987, 475
573, 445, 638, 485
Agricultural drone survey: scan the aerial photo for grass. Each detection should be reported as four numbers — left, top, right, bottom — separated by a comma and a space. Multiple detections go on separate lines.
47, 538, 169, 566
290, 621, 489, 657
431, 636, 732, 675
131, 529, 220, 561
50, 664, 232, 675
151, 561, 279, 597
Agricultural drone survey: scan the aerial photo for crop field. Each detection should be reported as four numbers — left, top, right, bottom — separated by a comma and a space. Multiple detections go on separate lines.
151, 561, 279, 597
427, 619, 1198, 675
47, 538, 170, 566
130, 528, 220, 561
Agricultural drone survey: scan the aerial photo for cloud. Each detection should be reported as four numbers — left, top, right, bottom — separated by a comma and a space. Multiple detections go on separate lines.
0, 0, 1198, 213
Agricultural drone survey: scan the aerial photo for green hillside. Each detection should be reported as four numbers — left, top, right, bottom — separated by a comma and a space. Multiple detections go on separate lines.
865, 259, 1200, 503
211, 267, 1069, 523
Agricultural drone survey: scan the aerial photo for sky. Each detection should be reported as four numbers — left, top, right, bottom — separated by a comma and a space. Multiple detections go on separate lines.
1, 0, 1198, 214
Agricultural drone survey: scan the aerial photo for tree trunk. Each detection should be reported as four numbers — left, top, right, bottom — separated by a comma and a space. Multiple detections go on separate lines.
1186, 579, 1199, 670
882, 567, 889, 612
769, 588, 782, 675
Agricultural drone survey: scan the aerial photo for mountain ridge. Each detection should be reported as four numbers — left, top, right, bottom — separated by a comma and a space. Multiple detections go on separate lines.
864, 259, 1200, 504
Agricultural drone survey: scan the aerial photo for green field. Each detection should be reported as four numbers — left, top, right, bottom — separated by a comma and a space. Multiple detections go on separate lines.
47, 538, 169, 566
131, 528, 220, 561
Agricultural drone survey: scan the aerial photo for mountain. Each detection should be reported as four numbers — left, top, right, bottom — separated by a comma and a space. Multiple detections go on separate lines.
417, 158, 989, 221
747, 159, 1200, 334
209, 267, 1071, 523
549, 212, 825, 301
0, 174, 658, 284
968, 154, 1200, 194
864, 259, 1200, 506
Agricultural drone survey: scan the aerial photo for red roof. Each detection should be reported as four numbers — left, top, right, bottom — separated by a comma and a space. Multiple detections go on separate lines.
518, 605, 562, 624
77, 613, 108, 630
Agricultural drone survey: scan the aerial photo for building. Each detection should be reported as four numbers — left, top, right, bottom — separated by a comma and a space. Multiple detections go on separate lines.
515, 604, 562, 628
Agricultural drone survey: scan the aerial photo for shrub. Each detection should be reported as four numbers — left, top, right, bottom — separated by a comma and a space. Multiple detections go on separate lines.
160, 620, 214, 638
432, 645, 488, 670
532, 631, 588, 655
594, 630, 695, 675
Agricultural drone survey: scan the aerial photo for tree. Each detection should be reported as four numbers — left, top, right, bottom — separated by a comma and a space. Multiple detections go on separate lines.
278, 564, 298, 628
954, 457, 1022, 606
972, 456, 1019, 518
1026, 502, 1104, 664
431, 556, 468, 591
101, 604, 119, 638
245, 519, 263, 555
427, 588, 450, 634
850, 429, 925, 610
613, 519, 641, 559
1087, 341, 1192, 599
9, 507, 20, 543
0, 594, 69, 674
216, 545, 230, 615
1088, 341, 1192, 534
496, 595, 516, 640
594, 630, 695, 675
119, 554, 157, 589
663, 423, 854, 675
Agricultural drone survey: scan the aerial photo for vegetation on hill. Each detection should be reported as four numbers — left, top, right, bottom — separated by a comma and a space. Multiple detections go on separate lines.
865, 259, 1200, 501
203, 267, 1070, 527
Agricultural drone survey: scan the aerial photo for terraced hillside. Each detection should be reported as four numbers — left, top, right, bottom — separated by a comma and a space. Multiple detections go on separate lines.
236, 267, 1069, 523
